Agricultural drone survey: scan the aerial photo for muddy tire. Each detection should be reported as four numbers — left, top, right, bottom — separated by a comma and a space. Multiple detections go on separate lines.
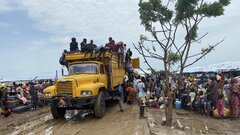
94, 91, 106, 118
51, 106, 66, 119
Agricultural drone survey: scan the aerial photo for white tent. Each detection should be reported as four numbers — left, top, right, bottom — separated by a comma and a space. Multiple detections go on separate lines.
184, 61, 240, 73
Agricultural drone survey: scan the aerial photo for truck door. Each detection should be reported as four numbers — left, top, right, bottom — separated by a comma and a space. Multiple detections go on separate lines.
99, 64, 107, 88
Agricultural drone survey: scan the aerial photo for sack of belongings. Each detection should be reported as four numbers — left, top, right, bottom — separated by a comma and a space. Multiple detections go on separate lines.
213, 108, 230, 118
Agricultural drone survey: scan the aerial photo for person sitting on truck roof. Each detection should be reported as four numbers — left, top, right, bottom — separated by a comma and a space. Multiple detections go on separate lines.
84, 40, 97, 59
89, 40, 97, 50
80, 38, 87, 52
70, 37, 79, 51
105, 37, 118, 52
95, 45, 106, 59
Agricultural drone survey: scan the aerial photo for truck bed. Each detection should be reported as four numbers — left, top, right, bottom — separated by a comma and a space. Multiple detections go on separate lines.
65, 51, 125, 89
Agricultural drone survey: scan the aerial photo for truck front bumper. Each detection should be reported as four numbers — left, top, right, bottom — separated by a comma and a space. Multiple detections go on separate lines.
51, 96, 96, 109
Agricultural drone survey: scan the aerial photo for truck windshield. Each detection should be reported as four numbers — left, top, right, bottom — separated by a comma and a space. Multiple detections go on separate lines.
69, 63, 98, 75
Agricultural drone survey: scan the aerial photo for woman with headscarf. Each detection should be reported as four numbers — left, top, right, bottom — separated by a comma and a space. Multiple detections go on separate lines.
230, 78, 239, 120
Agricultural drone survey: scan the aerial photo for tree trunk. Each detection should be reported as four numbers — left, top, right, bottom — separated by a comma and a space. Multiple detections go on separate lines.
166, 97, 173, 126
163, 55, 173, 126
177, 66, 184, 94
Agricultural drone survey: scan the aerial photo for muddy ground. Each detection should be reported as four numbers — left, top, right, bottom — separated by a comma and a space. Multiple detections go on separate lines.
1, 102, 240, 135
0, 101, 149, 135
146, 107, 240, 135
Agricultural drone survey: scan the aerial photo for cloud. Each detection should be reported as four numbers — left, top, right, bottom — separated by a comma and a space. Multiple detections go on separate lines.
49, 35, 71, 45
0, 0, 13, 13
0, 0, 22, 13
18, 0, 144, 43
0, 21, 10, 27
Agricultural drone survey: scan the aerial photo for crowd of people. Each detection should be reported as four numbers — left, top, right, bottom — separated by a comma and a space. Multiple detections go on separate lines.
0, 80, 53, 117
121, 71, 240, 120
173, 73, 240, 120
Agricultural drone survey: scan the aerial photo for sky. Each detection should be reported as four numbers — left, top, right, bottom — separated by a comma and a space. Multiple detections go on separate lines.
0, 0, 240, 81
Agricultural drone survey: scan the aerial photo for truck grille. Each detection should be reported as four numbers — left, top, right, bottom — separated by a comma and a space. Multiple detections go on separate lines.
56, 81, 73, 96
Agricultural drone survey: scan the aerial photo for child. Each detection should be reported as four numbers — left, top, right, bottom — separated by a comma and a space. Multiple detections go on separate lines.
154, 84, 161, 100
199, 91, 206, 115
188, 89, 196, 109
139, 97, 146, 119
192, 92, 199, 113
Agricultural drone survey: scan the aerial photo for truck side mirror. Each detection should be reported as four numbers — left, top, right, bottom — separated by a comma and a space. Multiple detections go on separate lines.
62, 67, 67, 76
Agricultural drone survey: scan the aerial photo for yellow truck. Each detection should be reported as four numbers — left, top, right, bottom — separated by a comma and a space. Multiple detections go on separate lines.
44, 51, 136, 119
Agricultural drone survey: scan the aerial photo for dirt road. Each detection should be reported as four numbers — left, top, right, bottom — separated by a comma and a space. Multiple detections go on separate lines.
0, 102, 150, 135
2, 101, 239, 135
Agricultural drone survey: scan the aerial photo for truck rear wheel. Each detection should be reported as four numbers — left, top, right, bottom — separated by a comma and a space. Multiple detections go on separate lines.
94, 91, 106, 118
51, 106, 66, 119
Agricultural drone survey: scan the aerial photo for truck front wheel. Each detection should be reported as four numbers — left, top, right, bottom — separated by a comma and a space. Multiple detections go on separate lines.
94, 91, 106, 118
51, 106, 66, 119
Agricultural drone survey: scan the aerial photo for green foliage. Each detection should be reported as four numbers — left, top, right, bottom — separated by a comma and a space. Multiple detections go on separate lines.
199, 2, 224, 17
139, 0, 230, 33
219, 0, 230, 6
139, 0, 230, 41
139, 0, 173, 30
175, 0, 198, 22
189, 25, 198, 40
185, 25, 198, 41
168, 51, 180, 65
140, 34, 148, 44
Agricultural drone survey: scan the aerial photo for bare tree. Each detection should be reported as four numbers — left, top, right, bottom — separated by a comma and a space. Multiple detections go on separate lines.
136, 0, 230, 126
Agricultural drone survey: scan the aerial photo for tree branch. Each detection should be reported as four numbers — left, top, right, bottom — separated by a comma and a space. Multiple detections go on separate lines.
133, 42, 160, 75
184, 38, 226, 68
191, 32, 208, 43
133, 42, 163, 60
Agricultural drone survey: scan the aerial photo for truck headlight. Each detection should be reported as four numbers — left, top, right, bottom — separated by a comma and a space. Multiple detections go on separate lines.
81, 91, 92, 96
44, 93, 51, 97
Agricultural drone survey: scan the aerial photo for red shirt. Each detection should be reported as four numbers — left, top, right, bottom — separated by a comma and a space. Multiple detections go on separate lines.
217, 99, 224, 116
106, 40, 118, 52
